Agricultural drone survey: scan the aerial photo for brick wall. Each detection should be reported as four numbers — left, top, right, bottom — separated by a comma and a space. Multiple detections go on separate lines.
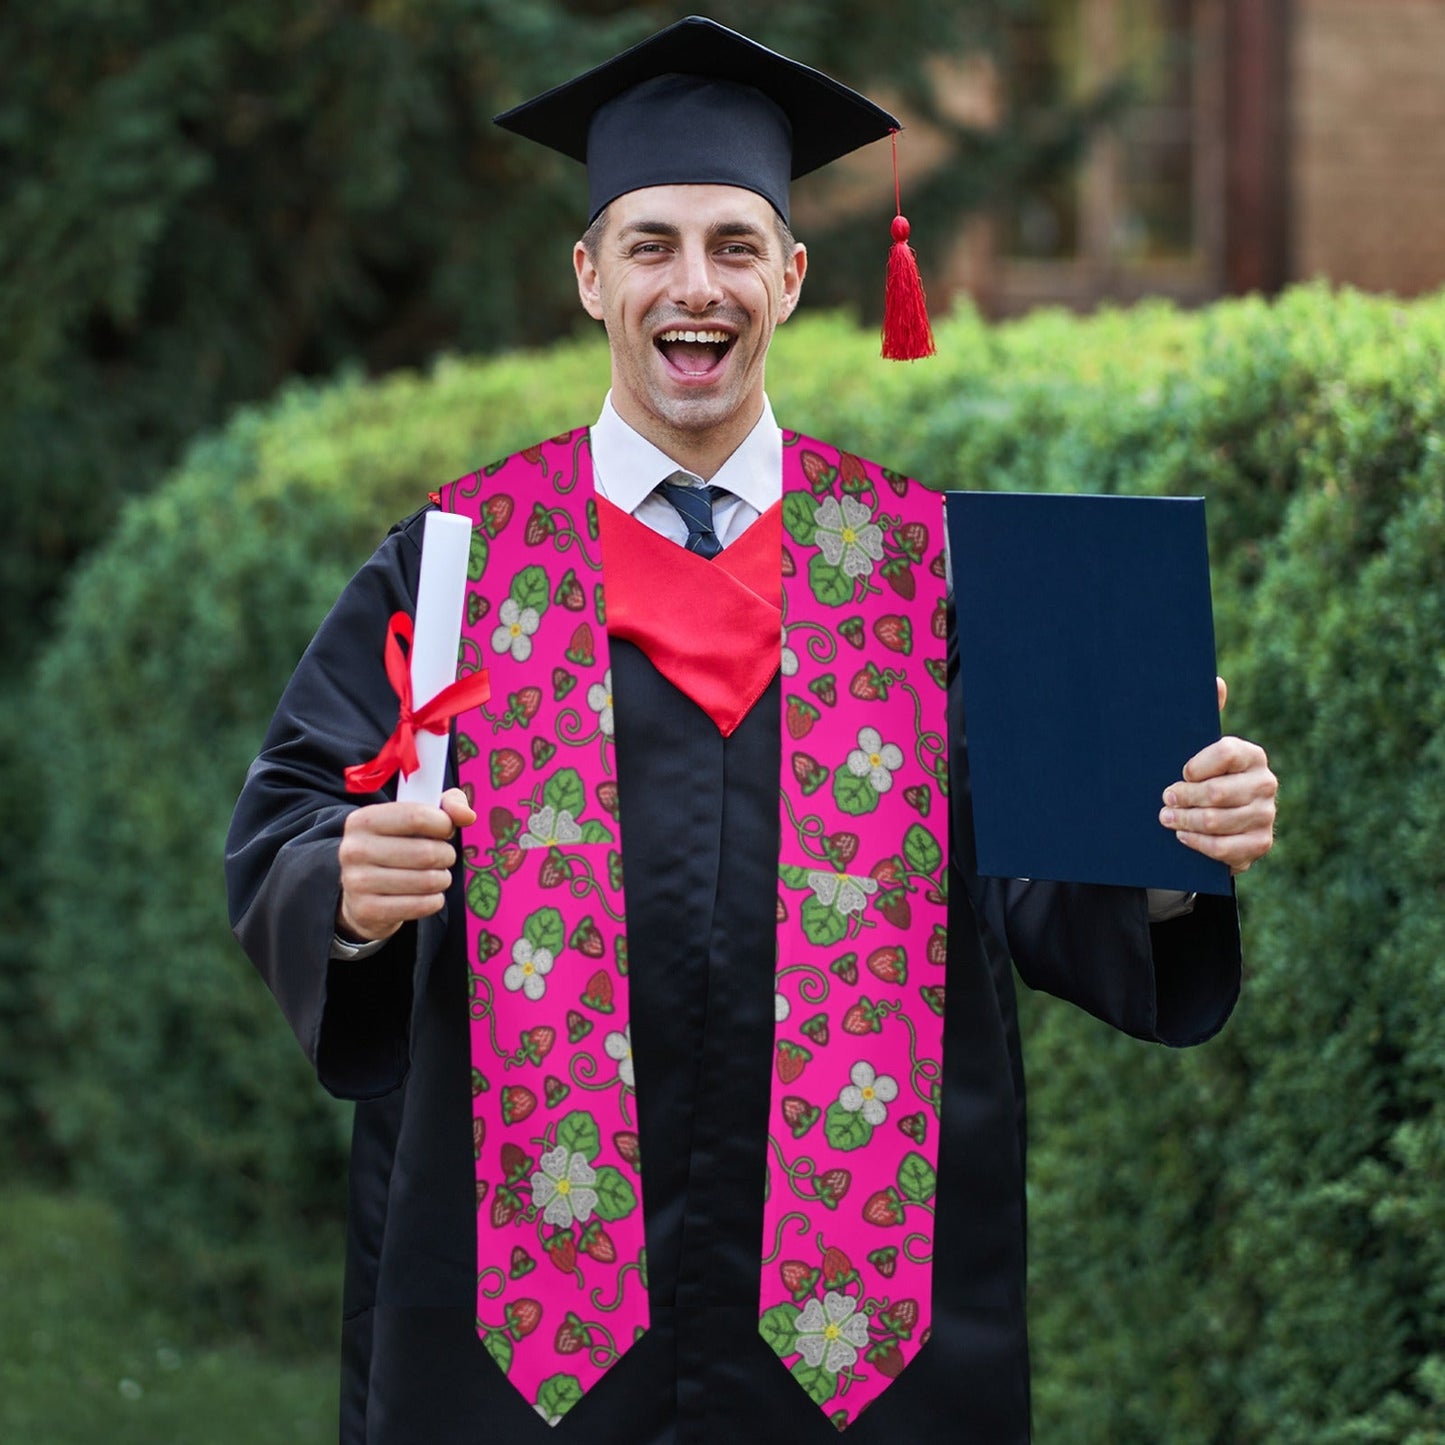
1292, 0, 1445, 296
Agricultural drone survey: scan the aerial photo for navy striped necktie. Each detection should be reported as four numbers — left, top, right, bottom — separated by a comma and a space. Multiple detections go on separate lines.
656, 473, 727, 559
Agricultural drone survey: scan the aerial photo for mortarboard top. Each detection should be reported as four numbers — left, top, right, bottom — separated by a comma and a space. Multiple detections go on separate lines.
493, 15, 901, 224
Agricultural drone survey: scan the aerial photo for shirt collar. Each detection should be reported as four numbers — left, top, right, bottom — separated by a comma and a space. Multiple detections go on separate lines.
590, 392, 782, 515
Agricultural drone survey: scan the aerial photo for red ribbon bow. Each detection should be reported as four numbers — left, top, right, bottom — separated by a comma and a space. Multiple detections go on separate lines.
344, 611, 492, 794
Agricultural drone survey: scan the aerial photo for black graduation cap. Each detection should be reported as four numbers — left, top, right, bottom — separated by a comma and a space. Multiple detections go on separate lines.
493, 14, 902, 225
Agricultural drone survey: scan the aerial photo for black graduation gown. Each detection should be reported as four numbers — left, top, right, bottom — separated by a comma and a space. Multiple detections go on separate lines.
226, 505, 1241, 1445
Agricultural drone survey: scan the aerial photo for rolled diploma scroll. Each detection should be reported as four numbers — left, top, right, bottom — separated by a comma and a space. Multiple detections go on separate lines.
396, 510, 474, 805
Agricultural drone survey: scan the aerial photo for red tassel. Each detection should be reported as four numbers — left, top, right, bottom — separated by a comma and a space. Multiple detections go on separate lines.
881, 132, 934, 361
882, 215, 935, 360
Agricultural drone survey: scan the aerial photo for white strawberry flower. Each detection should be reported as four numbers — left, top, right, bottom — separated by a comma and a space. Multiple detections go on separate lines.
504, 938, 554, 1001
519, 805, 583, 850
814, 496, 885, 579
781, 623, 799, 677
604, 1024, 635, 1089
846, 725, 904, 794
530, 1145, 598, 1229
806, 869, 878, 917
491, 597, 540, 662
793, 1291, 870, 1373
838, 1060, 898, 1126
587, 667, 615, 736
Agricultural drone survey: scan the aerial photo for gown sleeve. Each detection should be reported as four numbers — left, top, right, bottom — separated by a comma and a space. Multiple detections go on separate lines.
225, 508, 435, 1099
945, 612, 1242, 1048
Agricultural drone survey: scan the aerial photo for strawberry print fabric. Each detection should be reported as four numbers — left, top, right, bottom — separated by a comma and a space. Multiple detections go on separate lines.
765, 436, 949, 1429
437, 429, 948, 1430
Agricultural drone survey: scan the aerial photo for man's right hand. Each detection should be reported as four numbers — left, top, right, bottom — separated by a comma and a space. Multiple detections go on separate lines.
336, 787, 477, 943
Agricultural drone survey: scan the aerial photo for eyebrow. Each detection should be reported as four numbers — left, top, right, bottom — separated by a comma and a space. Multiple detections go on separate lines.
617, 219, 771, 246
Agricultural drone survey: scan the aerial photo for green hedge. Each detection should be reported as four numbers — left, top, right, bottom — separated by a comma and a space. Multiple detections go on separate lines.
28, 286, 1445, 1442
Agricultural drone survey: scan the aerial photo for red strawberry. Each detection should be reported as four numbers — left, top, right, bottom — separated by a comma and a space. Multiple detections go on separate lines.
566, 1009, 593, 1044
786, 696, 820, 740
472, 1117, 486, 1160
499, 1143, 530, 1183
925, 657, 948, 690
581, 970, 615, 1013
497, 842, 524, 876
881, 467, 910, 497
829, 953, 859, 986
552, 666, 577, 701
476, 1180, 488, 1209
838, 617, 866, 650
543, 1075, 570, 1109
932, 597, 948, 640
538, 850, 570, 888
927, 926, 948, 967
837, 451, 869, 491
566, 623, 596, 666
490, 1188, 523, 1228
881, 556, 916, 600
880, 1298, 920, 1338
596, 780, 620, 819
781, 1260, 821, 1302
895, 521, 929, 562
867, 1245, 899, 1278
489, 807, 517, 843
781, 546, 796, 577
553, 568, 585, 611
489, 748, 525, 789
774, 1039, 812, 1084
457, 731, 480, 763
471, 1066, 489, 1096
482, 495, 514, 535
850, 664, 886, 701
801, 450, 838, 494
842, 998, 885, 1035
466, 592, 490, 626
570, 916, 605, 959
867, 1340, 906, 1378
530, 737, 557, 769
513, 686, 542, 723
506, 1298, 542, 1339
867, 946, 908, 985
871, 856, 904, 889
524, 501, 555, 545
607, 851, 624, 891
500, 1085, 536, 1125
808, 673, 838, 707
613, 1130, 641, 1169
876, 893, 912, 930
826, 832, 859, 869
545, 1233, 578, 1273
790, 751, 829, 795
776, 894, 788, 923
873, 615, 913, 654
899, 1111, 928, 1144
476, 931, 502, 961
930, 551, 948, 577
814, 1169, 852, 1207
555, 1313, 589, 1353
614, 936, 629, 976
903, 784, 931, 816
578, 1222, 616, 1264
521, 444, 546, 466
780, 1095, 820, 1139
821, 1246, 856, 1287
509, 1245, 536, 1279
799, 1012, 830, 1046
920, 985, 946, 1016
519, 1024, 556, 1066
863, 1187, 906, 1227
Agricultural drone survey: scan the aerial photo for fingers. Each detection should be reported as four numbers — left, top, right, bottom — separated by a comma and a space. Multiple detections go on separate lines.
1160, 734, 1278, 875
337, 801, 464, 942
1216, 675, 1228, 713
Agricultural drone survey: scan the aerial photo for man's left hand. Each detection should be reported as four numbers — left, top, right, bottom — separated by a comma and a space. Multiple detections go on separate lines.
1160, 677, 1278, 874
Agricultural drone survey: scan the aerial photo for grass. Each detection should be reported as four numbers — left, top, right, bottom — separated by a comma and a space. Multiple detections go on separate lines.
1, 1188, 336, 1444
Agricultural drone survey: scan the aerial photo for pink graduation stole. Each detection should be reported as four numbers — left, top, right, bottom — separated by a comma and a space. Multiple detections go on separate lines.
435, 428, 948, 1430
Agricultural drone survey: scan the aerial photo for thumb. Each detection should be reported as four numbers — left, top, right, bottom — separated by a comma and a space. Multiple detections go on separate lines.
440, 786, 477, 829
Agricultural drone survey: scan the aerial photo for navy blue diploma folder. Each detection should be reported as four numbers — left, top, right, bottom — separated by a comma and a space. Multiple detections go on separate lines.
945, 491, 1231, 896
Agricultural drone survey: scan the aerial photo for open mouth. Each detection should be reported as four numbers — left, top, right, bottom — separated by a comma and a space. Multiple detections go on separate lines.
655, 328, 734, 377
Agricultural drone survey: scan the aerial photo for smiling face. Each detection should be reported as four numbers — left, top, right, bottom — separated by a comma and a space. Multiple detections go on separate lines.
574, 184, 806, 477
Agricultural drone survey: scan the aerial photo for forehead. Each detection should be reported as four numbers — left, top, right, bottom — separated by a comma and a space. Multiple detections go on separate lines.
606, 183, 780, 234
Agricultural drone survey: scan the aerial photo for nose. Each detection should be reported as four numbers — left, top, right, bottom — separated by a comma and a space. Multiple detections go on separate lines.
672, 242, 723, 314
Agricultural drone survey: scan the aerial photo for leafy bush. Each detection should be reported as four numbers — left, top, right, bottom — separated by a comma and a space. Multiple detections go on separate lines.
29, 286, 1445, 1445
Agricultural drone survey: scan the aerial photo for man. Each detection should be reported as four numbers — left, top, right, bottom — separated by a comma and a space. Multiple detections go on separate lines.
226, 17, 1276, 1444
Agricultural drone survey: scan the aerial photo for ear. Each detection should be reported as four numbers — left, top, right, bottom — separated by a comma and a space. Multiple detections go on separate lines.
575, 240, 605, 321
777, 242, 807, 324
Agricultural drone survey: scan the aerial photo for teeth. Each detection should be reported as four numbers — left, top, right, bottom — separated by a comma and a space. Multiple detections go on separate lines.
657, 329, 730, 344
